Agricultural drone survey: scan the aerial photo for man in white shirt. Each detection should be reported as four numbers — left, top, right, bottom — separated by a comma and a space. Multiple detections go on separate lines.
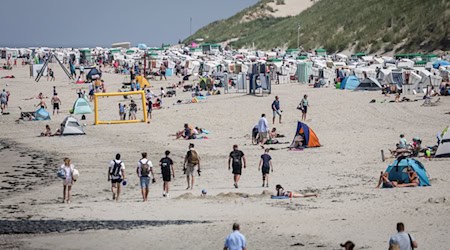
224, 223, 246, 250
136, 152, 154, 202
389, 222, 418, 250
108, 153, 126, 202
257, 114, 269, 146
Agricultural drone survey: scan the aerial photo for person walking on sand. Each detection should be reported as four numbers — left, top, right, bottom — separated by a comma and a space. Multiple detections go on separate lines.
0, 89, 8, 113
224, 223, 247, 250
258, 148, 273, 187
183, 143, 201, 190
136, 152, 155, 202
228, 145, 246, 188
300, 94, 309, 121
160, 150, 175, 197
60, 158, 75, 203
108, 153, 126, 202
271, 95, 282, 124
160, 63, 167, 80
51, 93, 61, 115
389, 222, 418, 250
257, 114, 270, 146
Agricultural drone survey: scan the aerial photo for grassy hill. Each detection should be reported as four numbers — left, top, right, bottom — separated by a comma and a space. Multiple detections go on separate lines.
185, 0, 450, 53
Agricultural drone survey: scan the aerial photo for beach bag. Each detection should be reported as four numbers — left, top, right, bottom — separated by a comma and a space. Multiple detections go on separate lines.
57, 168, 66, 179
72, 169, 79, 181
110, 160, 122, 180
188, 150, 199, 165
140, 160, 150, 177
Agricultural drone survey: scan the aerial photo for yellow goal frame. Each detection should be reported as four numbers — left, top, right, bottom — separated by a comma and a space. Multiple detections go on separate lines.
94, 91, 148, 125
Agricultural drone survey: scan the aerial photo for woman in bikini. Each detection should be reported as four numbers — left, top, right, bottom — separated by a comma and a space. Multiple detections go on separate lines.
397, 167, 420, 187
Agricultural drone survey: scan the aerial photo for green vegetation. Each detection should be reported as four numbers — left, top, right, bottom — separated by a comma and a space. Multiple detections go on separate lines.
185, 0, 450, 53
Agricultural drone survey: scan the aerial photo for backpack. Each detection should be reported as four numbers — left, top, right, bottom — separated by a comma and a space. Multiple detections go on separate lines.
110, 160, 122, 179
140, 159, 150, 177
188, 150, 199, 165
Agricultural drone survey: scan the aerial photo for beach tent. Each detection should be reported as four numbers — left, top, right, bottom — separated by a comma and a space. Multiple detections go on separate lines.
355, 77, 382, 91
61, 116, 85, 135
86, 68, 102, 81
136, 75, 150, 88
34, 108, 51, 121
340, 76, 360, 90
432, 60, 450, 69
289, 121, 321, 148
72, 98, 92, 115
435, 127, 450, 158
385, 158, 430, 187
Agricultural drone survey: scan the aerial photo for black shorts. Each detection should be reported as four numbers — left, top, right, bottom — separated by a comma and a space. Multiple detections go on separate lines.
53, 103, 59, 110
232, 165, 242, 175
262, 167, 270, 175
163, 174, 172, 181
111, 178, 122, 184
302, 106, 308, 114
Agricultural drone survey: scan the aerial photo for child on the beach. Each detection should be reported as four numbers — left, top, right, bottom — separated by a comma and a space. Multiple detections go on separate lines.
60, 158, 75, 203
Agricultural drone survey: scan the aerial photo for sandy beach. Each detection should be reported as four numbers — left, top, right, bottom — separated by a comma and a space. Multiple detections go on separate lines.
0, 62, 449, 249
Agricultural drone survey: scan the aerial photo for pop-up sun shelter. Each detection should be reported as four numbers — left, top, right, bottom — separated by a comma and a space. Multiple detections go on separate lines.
34, 107, 51, 120
136, 75, 151, 88
86, 68, 102, 81
340, 76, 360, 90
289, 121, 321, 148
385, 158, 430, 187
435, 126, 450, 158
61, 116, 85, 135
355, 77, 382, 91
72, 98, 93, 115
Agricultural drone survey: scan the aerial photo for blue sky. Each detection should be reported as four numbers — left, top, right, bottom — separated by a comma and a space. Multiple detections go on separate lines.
0, 0, 258, 47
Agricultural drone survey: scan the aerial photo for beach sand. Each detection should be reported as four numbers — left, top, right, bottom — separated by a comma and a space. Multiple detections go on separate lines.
0, 62, 449, 249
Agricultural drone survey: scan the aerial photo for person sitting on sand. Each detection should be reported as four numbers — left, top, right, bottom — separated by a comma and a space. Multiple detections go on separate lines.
376, 171, 397, 188
176, 123, 194, 139
397, 167, 420, 187
40, 125, 52, 137
275, 184, 318, 198
289, 133, 305, 149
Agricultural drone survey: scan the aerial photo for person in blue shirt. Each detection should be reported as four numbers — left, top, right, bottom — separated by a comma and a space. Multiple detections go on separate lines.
271, 95, 282, 124
224, 223, 246, 250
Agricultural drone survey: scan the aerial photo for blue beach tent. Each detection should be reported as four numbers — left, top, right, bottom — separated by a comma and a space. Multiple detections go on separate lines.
385, 158, 430, 187
34, 108, 51, 120
340, 76, 360, 90
432, 60, 450, 69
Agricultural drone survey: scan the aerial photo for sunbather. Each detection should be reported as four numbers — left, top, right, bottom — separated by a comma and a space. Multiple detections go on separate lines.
396, 167, 420, 187
40, 125, 52, 137
289, 134, 304, 149
376, 171, 397, 188
275, 184, 318, 198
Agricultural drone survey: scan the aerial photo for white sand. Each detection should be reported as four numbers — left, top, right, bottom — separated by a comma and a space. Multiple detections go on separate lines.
0, 63, 449, 249
267, 0, 315, 18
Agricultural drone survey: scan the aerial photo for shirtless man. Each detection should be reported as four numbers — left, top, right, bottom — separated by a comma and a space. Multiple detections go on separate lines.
51, 93, 62, 115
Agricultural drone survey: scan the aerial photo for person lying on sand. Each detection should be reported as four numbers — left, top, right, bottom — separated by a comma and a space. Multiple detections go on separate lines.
40, 124, 52, 137
24, 92, 48, 100
275, 184, 318, 198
